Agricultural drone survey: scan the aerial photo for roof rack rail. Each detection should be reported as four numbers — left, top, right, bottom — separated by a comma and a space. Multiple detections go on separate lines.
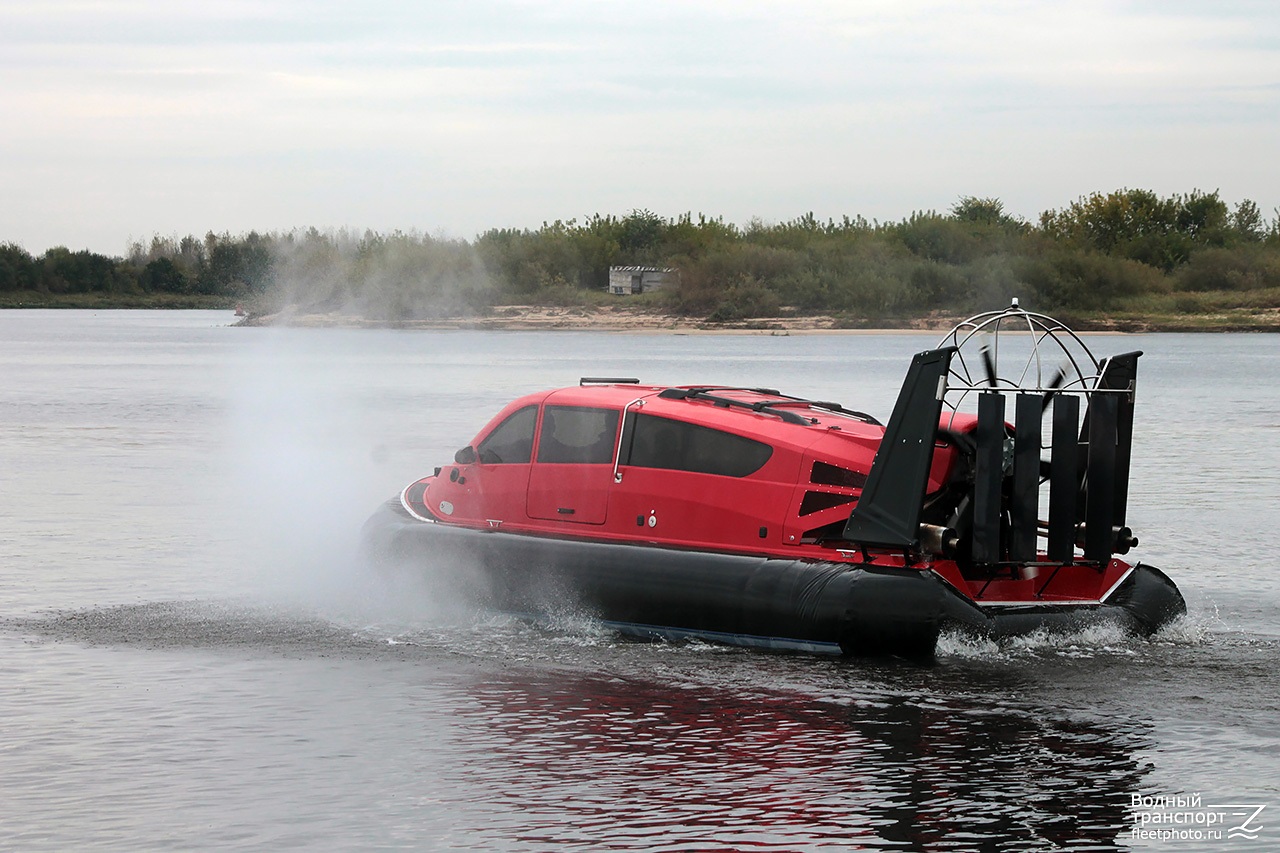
579, 377, 641, 385
657, 387, 812, 425
657, 386, 882, 427
768, 394, 882, 426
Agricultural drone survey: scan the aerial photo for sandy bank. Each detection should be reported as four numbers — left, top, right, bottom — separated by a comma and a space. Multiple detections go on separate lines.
237, 304, 961, 334
235, 302, 1280, 333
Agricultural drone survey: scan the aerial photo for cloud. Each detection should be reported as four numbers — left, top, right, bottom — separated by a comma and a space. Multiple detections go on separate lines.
1, 0, 1277, 253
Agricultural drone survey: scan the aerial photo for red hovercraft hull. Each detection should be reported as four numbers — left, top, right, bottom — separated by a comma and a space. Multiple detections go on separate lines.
363, 305, 1186, 657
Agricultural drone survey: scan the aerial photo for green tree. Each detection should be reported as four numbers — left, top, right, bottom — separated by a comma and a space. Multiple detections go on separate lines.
1038, 188, 1232, 271
196, 231, 273, 295
0, 243, 35, 291
893, 212, 986, 265
1231, 199, 1265, 242
950, 196, 1024, 231
37, 247, 121, 294
617, 209, 664, 259
138, 256, 188, 293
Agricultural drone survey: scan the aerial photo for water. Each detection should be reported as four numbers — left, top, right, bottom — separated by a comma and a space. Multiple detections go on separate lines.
2, 310, 1277, 851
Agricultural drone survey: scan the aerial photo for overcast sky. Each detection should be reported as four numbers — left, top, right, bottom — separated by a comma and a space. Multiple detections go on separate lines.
2, 0, 1277, 255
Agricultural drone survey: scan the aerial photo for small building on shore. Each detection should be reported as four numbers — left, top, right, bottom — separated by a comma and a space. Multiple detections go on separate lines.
607, 266, 678, 295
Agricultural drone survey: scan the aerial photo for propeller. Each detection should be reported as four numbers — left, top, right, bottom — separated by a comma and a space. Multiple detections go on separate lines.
937, 426, 977, 456
979, 344, 998, 389
1039, 364, 1071, 479
1040, 365, 1068, 412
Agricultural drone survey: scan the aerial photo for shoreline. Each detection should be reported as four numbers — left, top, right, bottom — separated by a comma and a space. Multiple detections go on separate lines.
4, 298, 1277, 333
234, 303, 1280, 334
236, 305, 953, 334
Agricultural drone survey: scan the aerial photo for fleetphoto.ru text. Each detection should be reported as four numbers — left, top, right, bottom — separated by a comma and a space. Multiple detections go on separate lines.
1130, 793, 1266, 843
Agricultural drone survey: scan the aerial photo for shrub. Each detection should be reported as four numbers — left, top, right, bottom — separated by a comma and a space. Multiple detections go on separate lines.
1018, 252, 1166, 311
673, 244, 803, 314
705, 278, 782, 322
1176, 246, 1280, 291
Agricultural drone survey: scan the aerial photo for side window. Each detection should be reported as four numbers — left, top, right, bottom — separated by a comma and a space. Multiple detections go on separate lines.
623, 412, 773, 477
537, 406, 618, 464
476, 405, 537, 464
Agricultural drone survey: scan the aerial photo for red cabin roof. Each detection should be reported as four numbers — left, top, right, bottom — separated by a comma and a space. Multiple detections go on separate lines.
506, 381, 886, 456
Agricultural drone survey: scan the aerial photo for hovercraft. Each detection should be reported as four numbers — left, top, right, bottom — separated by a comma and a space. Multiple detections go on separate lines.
364, 302, 1185, 657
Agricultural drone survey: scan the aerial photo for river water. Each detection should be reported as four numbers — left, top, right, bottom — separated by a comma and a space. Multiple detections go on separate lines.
1, 310, 1276, 851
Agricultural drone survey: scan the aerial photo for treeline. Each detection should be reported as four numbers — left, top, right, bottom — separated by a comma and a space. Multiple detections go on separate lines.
3, 189, 1279, 322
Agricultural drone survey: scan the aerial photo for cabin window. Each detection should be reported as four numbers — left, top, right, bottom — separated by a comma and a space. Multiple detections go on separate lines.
537, 406, 619, 464
477, 405, 537, 464
622, 412, 773, 477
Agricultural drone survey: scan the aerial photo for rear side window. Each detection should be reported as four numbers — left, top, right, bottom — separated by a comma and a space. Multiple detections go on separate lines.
537, 406, 619, 464
622, 412, 773, 477
477, 405, 537, 464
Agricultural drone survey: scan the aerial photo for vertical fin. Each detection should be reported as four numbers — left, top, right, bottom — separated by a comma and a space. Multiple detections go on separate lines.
843, 347, 956, 548
1077, 351, 1142, 523
1103, 352, 1140, 526
1084, 392, 1118, 561
1009, 393, 1042, 561
1047, 394, 1080, 562
971, 392, 1005, 563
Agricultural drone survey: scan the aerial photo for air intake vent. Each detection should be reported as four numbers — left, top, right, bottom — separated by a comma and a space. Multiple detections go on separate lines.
798, 491, 857, 516
811, 461, 867, 489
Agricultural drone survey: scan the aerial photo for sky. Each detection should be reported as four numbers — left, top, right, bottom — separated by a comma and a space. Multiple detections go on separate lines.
2, 0, 1278, 255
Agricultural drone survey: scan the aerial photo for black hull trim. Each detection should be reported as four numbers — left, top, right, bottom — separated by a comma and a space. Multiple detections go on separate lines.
363, 499, 1185, 658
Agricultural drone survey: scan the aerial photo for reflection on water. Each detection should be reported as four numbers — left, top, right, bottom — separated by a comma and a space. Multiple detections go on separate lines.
13, 600, 1162, 851
449, 668, 1149, 851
